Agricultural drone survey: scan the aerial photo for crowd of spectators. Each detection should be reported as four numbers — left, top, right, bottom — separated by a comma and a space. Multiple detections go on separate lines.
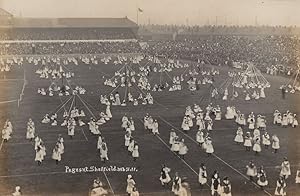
0, 27, 299, 74
0, 41, 141, 55
145, 35, 300, 71
140, 24, 300, 36
0, 28, 136, 40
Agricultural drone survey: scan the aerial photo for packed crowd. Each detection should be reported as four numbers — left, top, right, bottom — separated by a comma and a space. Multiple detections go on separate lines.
0, 41, 141, 55
140, 24, 300, 36
0, 30, 299, 76
146, 35, 300, 71
0, 29, 136, 40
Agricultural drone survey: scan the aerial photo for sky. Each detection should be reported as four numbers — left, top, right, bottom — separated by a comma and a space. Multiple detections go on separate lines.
0, 0, 299, 26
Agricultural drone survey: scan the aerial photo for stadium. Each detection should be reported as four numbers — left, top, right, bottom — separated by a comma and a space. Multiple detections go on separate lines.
0, 3, 300, 196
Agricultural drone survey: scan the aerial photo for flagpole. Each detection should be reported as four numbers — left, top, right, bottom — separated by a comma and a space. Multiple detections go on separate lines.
136, 1, 139, 25
137, 9, 139, 25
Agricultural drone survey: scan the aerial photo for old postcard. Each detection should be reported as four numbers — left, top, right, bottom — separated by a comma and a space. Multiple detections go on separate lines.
0, 0, 299, 195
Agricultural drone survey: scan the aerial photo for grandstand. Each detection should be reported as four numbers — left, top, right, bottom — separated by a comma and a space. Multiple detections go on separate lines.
0, 8, 13, 27
0, 8, 138, 41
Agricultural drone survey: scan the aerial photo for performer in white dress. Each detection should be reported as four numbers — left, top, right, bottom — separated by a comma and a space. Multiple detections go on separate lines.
248, 118, 255, 130
187, 115, 193, 128
198, 163, 207, 187
143, 114, 149, 130
88, 118, 97, 134
238, 114, 246, 126
122, 114, 129, 129
198, 118, 205, 131
257, 166, 268, 190
260, 87, 266, 98
287, 112, 294, 126
292, 114, 298, 128
280, 158, 291, 179
126, 175, 136, 195
225, 106, 235, 120
105, 104, 112, 119
221, 177, 232, 196
253, 137, 262, 155
35, 146, 44, 165
52, 144, 62, 164
130, 187, 139, 196
172, 172, 182, 195
196, 130, 205, 147
262, 131, 271, 149
128, 138, 135, 155
129, 117, 135, 132
12, 186, 21, 196
178, 139, 188, 159
90, 179, 108, 196
132, 143, 139, 162
207, 119, 213, 131
152, 120, 159, 135
272, 134, 280, 153
67, 119, 75, 139
205, 137, 214, 156
273, 110, 281, 124
42, 114, 50, 124
171, 136, 180, 154
234, 127, 244, 144
159, 165, 171, 186
245, 93, 251, 101
295, 170, 300, 184
275, 176, 286, 196
281, 114, 288, 127
100, 141, 109, 163
2, 126, 11, 142
114, 92, 121, 106
124, 131, 131, 149
181, 116, 190, 133
244, 132, 252, 151
211, 170, 221, 196
246, 161, 257, 181
97, 134, 103, 150
26, 118, 35, 141
34, 136, 42, 150
169, 131, 177, 146
215, 106, 222, 121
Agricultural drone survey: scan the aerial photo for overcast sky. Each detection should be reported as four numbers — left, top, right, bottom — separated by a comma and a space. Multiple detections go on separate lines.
0, 0, 299, 26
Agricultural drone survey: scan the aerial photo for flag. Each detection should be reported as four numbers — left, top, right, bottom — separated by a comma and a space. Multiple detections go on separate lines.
138, 8, 143, 13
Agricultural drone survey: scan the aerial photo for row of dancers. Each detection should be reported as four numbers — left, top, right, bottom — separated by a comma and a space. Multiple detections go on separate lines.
100, 92, 154, 106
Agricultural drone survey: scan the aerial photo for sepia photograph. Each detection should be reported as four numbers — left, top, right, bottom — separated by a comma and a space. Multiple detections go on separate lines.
0, 0, 300, 195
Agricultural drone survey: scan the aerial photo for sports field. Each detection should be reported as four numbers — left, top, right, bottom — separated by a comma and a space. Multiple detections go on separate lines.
0, 55, 300, 196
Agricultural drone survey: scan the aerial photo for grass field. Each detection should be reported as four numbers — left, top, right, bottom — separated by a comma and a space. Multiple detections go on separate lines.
0, 55, 300, 196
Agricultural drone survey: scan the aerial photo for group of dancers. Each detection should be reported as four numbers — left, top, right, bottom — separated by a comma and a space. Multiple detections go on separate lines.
3, 53, 300, 196
159, 164, 231, 196
122, 115, 139, 162
100, 91, 154, 107
246, 157, 300, 195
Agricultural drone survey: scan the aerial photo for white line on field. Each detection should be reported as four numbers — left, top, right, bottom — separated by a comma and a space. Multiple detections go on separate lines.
81, 128, 88, 141
0, 79, 24, 82
0, 139, 4, 151
0, 171, 65, 178
0, 99, 18, 104
103, 171, 115, 195
18, 67, 27, 102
